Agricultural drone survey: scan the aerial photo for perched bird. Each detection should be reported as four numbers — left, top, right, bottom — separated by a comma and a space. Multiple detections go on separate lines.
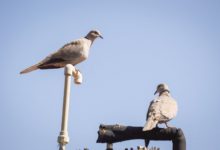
20, 30, 103, 74
143, 83, 178, 147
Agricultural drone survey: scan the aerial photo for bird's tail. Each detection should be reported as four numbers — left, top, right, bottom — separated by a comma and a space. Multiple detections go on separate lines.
20, 64, 39, 74
143, 118, 158, 131
145, 139, 150, 148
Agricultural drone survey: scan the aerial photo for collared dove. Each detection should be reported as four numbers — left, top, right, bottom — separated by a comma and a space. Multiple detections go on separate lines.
143, 83, 178, 131
20, 30, 103, 74
143, 83, 178, 147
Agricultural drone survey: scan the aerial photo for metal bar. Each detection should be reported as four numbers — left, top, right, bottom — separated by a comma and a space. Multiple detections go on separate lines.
97, 124, 185, 150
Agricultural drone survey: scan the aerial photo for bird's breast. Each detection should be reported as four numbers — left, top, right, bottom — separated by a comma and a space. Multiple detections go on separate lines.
80, 48, 89, 60
81, 40, 92, 59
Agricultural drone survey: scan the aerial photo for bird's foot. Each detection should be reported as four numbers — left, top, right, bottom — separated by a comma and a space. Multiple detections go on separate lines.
165, 123, 174, 128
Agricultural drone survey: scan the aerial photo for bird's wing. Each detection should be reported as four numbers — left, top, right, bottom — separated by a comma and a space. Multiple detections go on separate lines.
143, 100, 155, 146
143, 116, 158, 131
50, 40, 84, 60
146, 100, 155, 120
55, 39, 85, 60
143, 99, 160, 131
38, 39, 86, 69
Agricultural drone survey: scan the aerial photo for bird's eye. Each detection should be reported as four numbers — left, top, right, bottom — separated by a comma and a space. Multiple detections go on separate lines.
93, 31, 98, 35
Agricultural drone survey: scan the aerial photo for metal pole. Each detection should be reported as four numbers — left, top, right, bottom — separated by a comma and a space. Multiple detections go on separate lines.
57, 64, 82, 150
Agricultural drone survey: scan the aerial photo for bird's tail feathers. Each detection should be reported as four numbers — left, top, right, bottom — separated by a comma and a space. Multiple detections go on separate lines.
145, 139, 150, 148
143, 118, 158, 131
20, 64, 39, 74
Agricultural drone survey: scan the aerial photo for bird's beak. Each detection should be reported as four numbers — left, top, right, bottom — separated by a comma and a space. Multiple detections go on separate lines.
99, 35, 103, 39
154, 90, 158, 95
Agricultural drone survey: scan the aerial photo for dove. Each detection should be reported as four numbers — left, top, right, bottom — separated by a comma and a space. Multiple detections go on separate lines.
20, 30, 103, 74
143, 83, 178, 147
143, 83, 178, 131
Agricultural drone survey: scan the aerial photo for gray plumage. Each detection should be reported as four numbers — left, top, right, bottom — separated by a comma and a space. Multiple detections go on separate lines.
20, 30, 103, 74
143, 84, 178, 131
143, 84, 178, 148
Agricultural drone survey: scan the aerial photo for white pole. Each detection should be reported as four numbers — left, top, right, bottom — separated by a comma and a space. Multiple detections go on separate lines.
57, 64, 82, 150
106, 143, 113, 150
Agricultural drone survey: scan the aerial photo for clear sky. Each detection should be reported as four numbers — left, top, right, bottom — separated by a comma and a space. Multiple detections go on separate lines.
1, 0, 220, 150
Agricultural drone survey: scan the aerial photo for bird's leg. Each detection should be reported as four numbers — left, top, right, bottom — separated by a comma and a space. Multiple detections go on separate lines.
165, 122, 173, 128
165, 122, 169, 128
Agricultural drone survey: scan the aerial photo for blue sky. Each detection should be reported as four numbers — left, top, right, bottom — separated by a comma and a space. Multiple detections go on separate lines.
1, 0, 220, 149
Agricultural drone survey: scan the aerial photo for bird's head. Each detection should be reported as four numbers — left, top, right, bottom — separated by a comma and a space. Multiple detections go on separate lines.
154, 83, 170, 95
85, 30, 103, 41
